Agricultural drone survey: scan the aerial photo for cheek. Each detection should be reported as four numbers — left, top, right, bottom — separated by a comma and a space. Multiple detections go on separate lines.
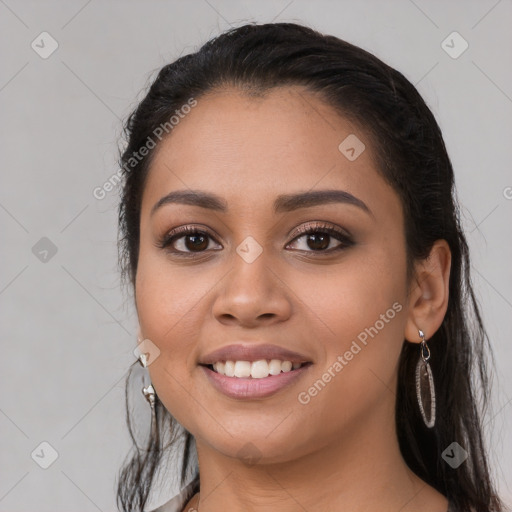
300, 246, 407, 405
135, 248, 212, 335
135, 284, 199, 428
135, 256, 188, 361
305, 246, 406, 344
134, 252, 219, 422
283, 257, 407, 452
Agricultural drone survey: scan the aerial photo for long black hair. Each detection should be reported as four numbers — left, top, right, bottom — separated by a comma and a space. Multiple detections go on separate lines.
116, 22, 504, 512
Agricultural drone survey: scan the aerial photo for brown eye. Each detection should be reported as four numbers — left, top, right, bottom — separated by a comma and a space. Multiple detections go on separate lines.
157, 226, 222, 255
181, 233, 209, 252
287, 222, 354, 253
304, 233, 330, 251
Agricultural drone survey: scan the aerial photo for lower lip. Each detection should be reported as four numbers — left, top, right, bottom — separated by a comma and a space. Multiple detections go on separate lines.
200, 364, 312, 399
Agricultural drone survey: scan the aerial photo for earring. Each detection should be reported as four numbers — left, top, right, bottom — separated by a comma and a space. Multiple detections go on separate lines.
139, 360, 157, 437
415, 329, 436, 428
137, 331, 157, 434
138, 348, 156, 408
142, 383, 156, 409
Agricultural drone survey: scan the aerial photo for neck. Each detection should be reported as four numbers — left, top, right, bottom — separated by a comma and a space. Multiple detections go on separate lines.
190, 400, 448, 512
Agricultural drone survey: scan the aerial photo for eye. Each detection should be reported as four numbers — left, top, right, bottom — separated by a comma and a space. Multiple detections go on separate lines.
286, 221, 354, 253
157, 221, 354, 257
156, 225, 222, 255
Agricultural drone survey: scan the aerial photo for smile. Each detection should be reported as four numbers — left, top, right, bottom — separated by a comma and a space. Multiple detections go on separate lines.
200, 361, 313, 399
208, 359, 307, 378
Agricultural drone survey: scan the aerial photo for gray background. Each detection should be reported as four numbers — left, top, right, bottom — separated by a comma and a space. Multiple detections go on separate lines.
1, 0, 511, 510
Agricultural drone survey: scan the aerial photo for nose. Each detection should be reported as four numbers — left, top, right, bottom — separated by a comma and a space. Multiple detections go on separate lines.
211, 249, 292, 328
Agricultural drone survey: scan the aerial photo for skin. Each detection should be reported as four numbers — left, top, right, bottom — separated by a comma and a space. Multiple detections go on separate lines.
135, 86, 452, 512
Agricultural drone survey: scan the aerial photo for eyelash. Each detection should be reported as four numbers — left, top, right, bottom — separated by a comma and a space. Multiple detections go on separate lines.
156, 221, 354, 257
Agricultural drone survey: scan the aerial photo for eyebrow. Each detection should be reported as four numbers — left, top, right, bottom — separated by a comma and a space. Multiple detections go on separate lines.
150, 189, 373, 218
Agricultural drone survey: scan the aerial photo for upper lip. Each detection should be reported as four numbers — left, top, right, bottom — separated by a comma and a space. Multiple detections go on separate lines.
198, 343, 313, 365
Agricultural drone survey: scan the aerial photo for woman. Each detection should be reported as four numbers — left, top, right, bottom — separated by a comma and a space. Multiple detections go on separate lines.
115, 22, 504, 512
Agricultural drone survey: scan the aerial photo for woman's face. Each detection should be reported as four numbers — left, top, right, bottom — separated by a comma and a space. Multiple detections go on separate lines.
136, 86, 412, 463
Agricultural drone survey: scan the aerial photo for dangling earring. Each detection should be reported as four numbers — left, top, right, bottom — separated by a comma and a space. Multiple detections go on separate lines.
137, 332, 157, 436
142, 382, 156, 411
415, 329, 436, 428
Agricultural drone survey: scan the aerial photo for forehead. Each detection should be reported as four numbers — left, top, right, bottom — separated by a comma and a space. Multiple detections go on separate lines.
140, 86, 400, 221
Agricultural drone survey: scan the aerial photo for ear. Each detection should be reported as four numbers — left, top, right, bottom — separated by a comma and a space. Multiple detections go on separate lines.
404, 239, 452, 343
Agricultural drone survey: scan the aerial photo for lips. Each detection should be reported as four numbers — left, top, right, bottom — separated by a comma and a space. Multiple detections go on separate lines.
198, 343, 313, 399
200, 363, 312, 399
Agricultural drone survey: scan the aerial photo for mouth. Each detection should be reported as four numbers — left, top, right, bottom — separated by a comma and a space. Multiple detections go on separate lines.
199, 360, 313, 399
200, 360, 312, 379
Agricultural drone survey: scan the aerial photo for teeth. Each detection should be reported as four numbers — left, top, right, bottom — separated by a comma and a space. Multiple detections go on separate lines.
251, 360, 270, 379
268, 359, 283, 375
224, 360, 235, 377
234, 361, 251, 378
211, 359, 304, 378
